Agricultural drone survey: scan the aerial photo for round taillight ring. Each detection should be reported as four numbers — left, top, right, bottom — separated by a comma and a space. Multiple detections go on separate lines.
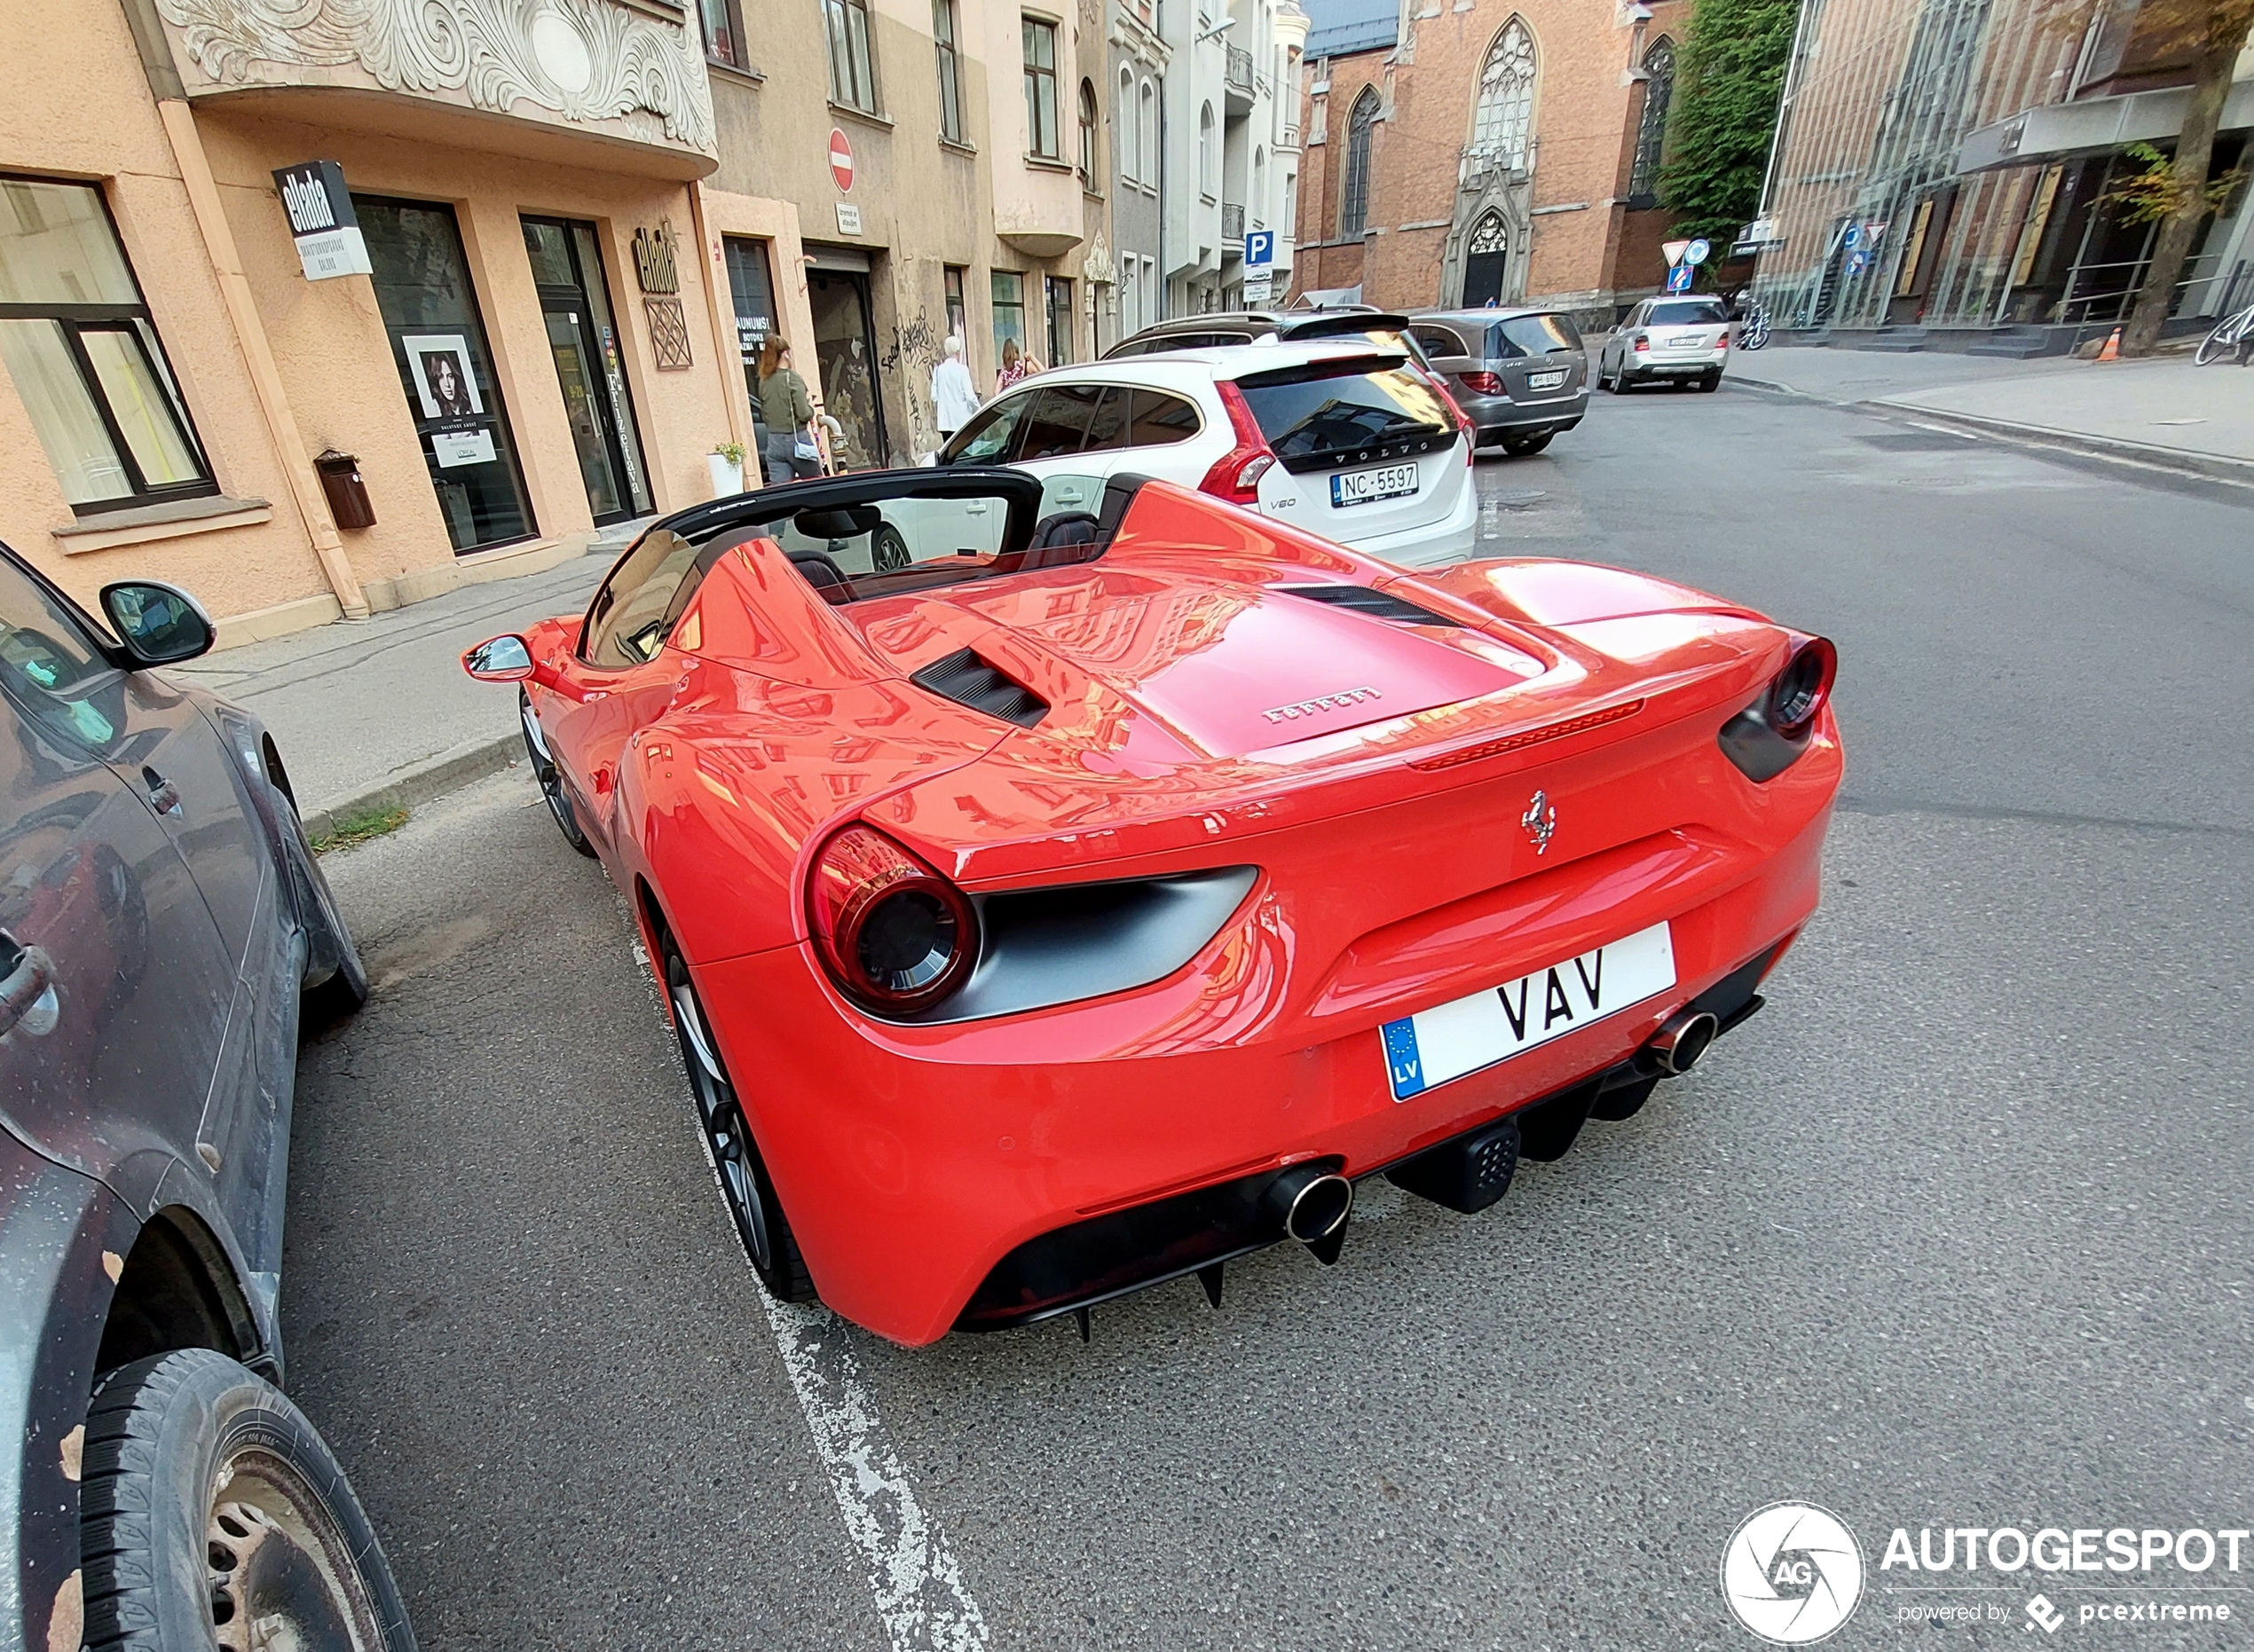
807, 825, 979, 1015
1769, 636, 1838, 740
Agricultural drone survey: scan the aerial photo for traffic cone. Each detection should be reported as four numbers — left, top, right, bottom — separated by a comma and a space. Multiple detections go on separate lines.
2097, 325, 2122, 361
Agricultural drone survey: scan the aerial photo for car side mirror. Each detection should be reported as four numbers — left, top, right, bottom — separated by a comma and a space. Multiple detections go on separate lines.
99, 580, 216, 666
462, 634, 534, 680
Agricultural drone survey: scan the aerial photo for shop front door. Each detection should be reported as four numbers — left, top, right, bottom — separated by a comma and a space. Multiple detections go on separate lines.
523, 217, 652, 525
807, 264, 887, 471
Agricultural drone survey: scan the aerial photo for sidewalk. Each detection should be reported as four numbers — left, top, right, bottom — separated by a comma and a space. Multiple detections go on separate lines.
1730, 347, 2254, 484
177, 535, 621, 833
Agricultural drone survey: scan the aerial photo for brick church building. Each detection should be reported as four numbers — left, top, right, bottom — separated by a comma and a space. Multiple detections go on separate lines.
1292, 0, 1690, 319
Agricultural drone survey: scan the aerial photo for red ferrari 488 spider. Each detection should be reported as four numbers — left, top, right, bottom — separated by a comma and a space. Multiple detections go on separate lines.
464, 467, 1840, 1345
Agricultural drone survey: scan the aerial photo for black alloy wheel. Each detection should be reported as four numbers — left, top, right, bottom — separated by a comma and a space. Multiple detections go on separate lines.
80, 1349, 416, 1652
664, 944, 816, 1302
519, 688, 595, 858
871, 523, 912, 573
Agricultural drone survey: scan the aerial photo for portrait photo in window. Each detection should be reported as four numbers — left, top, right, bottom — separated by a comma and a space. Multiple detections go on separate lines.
403, 334, 485, 419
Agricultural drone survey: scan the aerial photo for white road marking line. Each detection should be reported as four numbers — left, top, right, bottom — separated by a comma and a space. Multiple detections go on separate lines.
761, 1298, 990, 1652
628, 932, 987, 1652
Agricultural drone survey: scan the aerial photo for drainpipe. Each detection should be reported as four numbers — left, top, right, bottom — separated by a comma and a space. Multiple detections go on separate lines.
688, 181, 755, 476
155, 100, 369, 619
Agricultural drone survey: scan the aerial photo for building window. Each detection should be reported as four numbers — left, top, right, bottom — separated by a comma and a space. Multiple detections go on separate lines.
991, 270, 1028, 366
699, 0, 745, 67
1046, 275, 1074, 365
1627, 36, 1673, 202
1200, 102, 1218, 199
944, 265, 967, 344
825, 0, 878, 112
934, 0, 965, 141
1079, 80, 1099, 182
1337, 88, 1376, 238
1023, 19, 1060, 159
1253, 146, 1265, 226
0, 176, 214, 515
1140, 81, 1158, 191
1471, 20, 1536, 172
1119, 68, 1139, 180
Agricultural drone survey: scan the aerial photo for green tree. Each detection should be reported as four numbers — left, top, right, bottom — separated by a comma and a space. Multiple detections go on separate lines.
1656, 0, 1801, 246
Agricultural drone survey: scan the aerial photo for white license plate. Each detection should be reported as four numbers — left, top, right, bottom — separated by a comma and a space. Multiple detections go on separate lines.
1331, 462, 1420, 508
1379, 922, 1677, 1101
1528, 369, 1568, 391
1664, 333, 1707, 350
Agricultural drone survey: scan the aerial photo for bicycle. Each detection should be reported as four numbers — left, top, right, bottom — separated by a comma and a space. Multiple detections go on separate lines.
2195, 303, 2253, 365
1736, 302, 1773, 351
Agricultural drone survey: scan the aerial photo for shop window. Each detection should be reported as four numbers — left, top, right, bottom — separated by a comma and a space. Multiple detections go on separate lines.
725, 236, 779, 413
1046, 275, 1074, 366
943, 265, 967, 344
1337, 89, 1375, 237
699, 0, 745, 68
355, 194, 535, 555
0, 176, 215, 515
934, 0, 965, 142
1627, 37, 1673, 204
1079, 80, 1099, 183
991, 271, 1028, 365
825, 0, 879, 113
523, 216, 652, 526
1023, 19, 1061, 160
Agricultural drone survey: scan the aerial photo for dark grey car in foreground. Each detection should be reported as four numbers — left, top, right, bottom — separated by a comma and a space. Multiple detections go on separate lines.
0, 544, 413, 1649
1408, 309, 1590, 455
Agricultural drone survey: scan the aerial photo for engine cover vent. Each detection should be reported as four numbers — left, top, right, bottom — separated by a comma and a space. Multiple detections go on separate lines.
1275, 585, 1463, 627
910, 648, 1049, 728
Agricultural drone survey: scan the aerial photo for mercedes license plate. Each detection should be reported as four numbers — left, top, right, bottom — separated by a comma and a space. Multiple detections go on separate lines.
1528, 369, 1568, 391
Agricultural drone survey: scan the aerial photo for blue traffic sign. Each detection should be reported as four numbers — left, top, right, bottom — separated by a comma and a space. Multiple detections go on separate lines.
1244, 230, 1275, 268
1665, 264, 1695, 294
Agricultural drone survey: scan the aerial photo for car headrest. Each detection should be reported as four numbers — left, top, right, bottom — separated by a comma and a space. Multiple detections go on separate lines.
792, 505, 885, 540
1028, 511, 1101, 550
786, 549, 853, 595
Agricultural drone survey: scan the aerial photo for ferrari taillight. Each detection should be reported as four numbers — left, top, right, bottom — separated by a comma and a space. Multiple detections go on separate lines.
807, 825, 978, 1015
1198, 382, 1278, 505
1769, 637, 1838, 739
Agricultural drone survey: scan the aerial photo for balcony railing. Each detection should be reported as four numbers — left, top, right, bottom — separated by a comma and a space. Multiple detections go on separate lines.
1225, 46, 1254, 94
1222, 201, 1246, 240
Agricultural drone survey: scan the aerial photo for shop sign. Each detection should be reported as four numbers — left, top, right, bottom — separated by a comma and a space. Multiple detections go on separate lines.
633, 222, 682, 294
431, 429, 497, 468
272, 161, 371, 281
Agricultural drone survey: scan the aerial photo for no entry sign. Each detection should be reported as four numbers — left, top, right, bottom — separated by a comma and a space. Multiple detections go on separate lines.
829, 129, 855, 193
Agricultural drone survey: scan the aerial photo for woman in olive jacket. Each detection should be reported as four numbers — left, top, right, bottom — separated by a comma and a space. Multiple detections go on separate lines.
757, 335, 816, 482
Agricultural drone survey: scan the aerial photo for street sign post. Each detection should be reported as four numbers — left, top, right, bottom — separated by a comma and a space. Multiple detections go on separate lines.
1243, 230, 1274, 268
829, 129, 855, 193
1662, 239, 1691, 268
1665, 264, 1695, 294
1683, 238, 1711, 266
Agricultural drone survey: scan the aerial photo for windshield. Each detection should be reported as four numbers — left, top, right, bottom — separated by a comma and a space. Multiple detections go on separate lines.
1234, 361, 1454, 474
1648, 300, 1728, 326
1491, 314, 1581, 357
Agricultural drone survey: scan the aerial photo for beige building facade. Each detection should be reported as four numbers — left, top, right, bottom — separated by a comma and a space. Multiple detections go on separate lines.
1, 0, 791, 641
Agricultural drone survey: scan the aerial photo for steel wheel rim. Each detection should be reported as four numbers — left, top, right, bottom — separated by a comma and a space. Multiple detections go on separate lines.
672, 979, 774, 1271
207, 1450, 381, 1652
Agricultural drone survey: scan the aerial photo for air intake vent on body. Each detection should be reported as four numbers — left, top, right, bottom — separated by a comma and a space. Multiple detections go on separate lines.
910, 649, 1049, 728
1276, 585, 1463, 627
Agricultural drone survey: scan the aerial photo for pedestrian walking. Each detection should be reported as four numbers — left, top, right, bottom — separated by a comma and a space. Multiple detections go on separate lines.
931, 335, 981, 441
996, 337, 1042, 396
756, 335, 817, 484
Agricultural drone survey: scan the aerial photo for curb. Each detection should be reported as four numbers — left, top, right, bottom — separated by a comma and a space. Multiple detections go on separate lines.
1861, 401, 2254, 490
301, 732, 524, 844
1729, 372, 2254, 491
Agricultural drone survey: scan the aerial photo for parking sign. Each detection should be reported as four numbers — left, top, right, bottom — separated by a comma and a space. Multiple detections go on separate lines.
1244, 230, 1275, 269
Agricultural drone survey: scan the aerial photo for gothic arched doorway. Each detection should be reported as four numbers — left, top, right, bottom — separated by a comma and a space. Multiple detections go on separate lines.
1463, 213, 1509, 307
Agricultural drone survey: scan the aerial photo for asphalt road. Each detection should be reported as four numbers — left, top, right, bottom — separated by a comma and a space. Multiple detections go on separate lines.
287, 381, 2254, 1652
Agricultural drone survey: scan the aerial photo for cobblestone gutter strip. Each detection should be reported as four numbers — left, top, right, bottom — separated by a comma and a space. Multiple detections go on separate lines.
299, 734, 523, 844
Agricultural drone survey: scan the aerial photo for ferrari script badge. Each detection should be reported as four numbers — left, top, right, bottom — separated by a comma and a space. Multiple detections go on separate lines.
1521, 790, 1557, 855
1259, 685, 1383, 725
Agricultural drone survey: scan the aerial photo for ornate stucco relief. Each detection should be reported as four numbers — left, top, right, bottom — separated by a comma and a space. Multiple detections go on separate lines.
153, 0, 717, 154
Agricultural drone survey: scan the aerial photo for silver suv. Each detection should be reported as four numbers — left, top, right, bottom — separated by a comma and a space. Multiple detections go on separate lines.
1407, 310, 1589, 457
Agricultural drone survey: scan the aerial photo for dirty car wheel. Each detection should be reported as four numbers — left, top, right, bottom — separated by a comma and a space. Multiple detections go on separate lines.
80, 1349, 415, 1652
665, 944, 817, 1302
520, 688, 596, 859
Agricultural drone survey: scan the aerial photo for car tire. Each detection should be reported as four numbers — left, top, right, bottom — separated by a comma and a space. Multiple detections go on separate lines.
1698, 372, 1722, 393
272, 768, 368, 1035
871, 523, 911, 573
664, 943, 817, 1303
1608, 367, 1634, 394
520, 689, 596, 859
79, 1349, 416, 1652
1501, 432, 1553, 457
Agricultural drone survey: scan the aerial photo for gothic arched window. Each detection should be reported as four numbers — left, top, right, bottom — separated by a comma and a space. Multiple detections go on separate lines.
1629, 36, 1675, 201
1470, 20, 1537, 172
1338, 87, 1379, 238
